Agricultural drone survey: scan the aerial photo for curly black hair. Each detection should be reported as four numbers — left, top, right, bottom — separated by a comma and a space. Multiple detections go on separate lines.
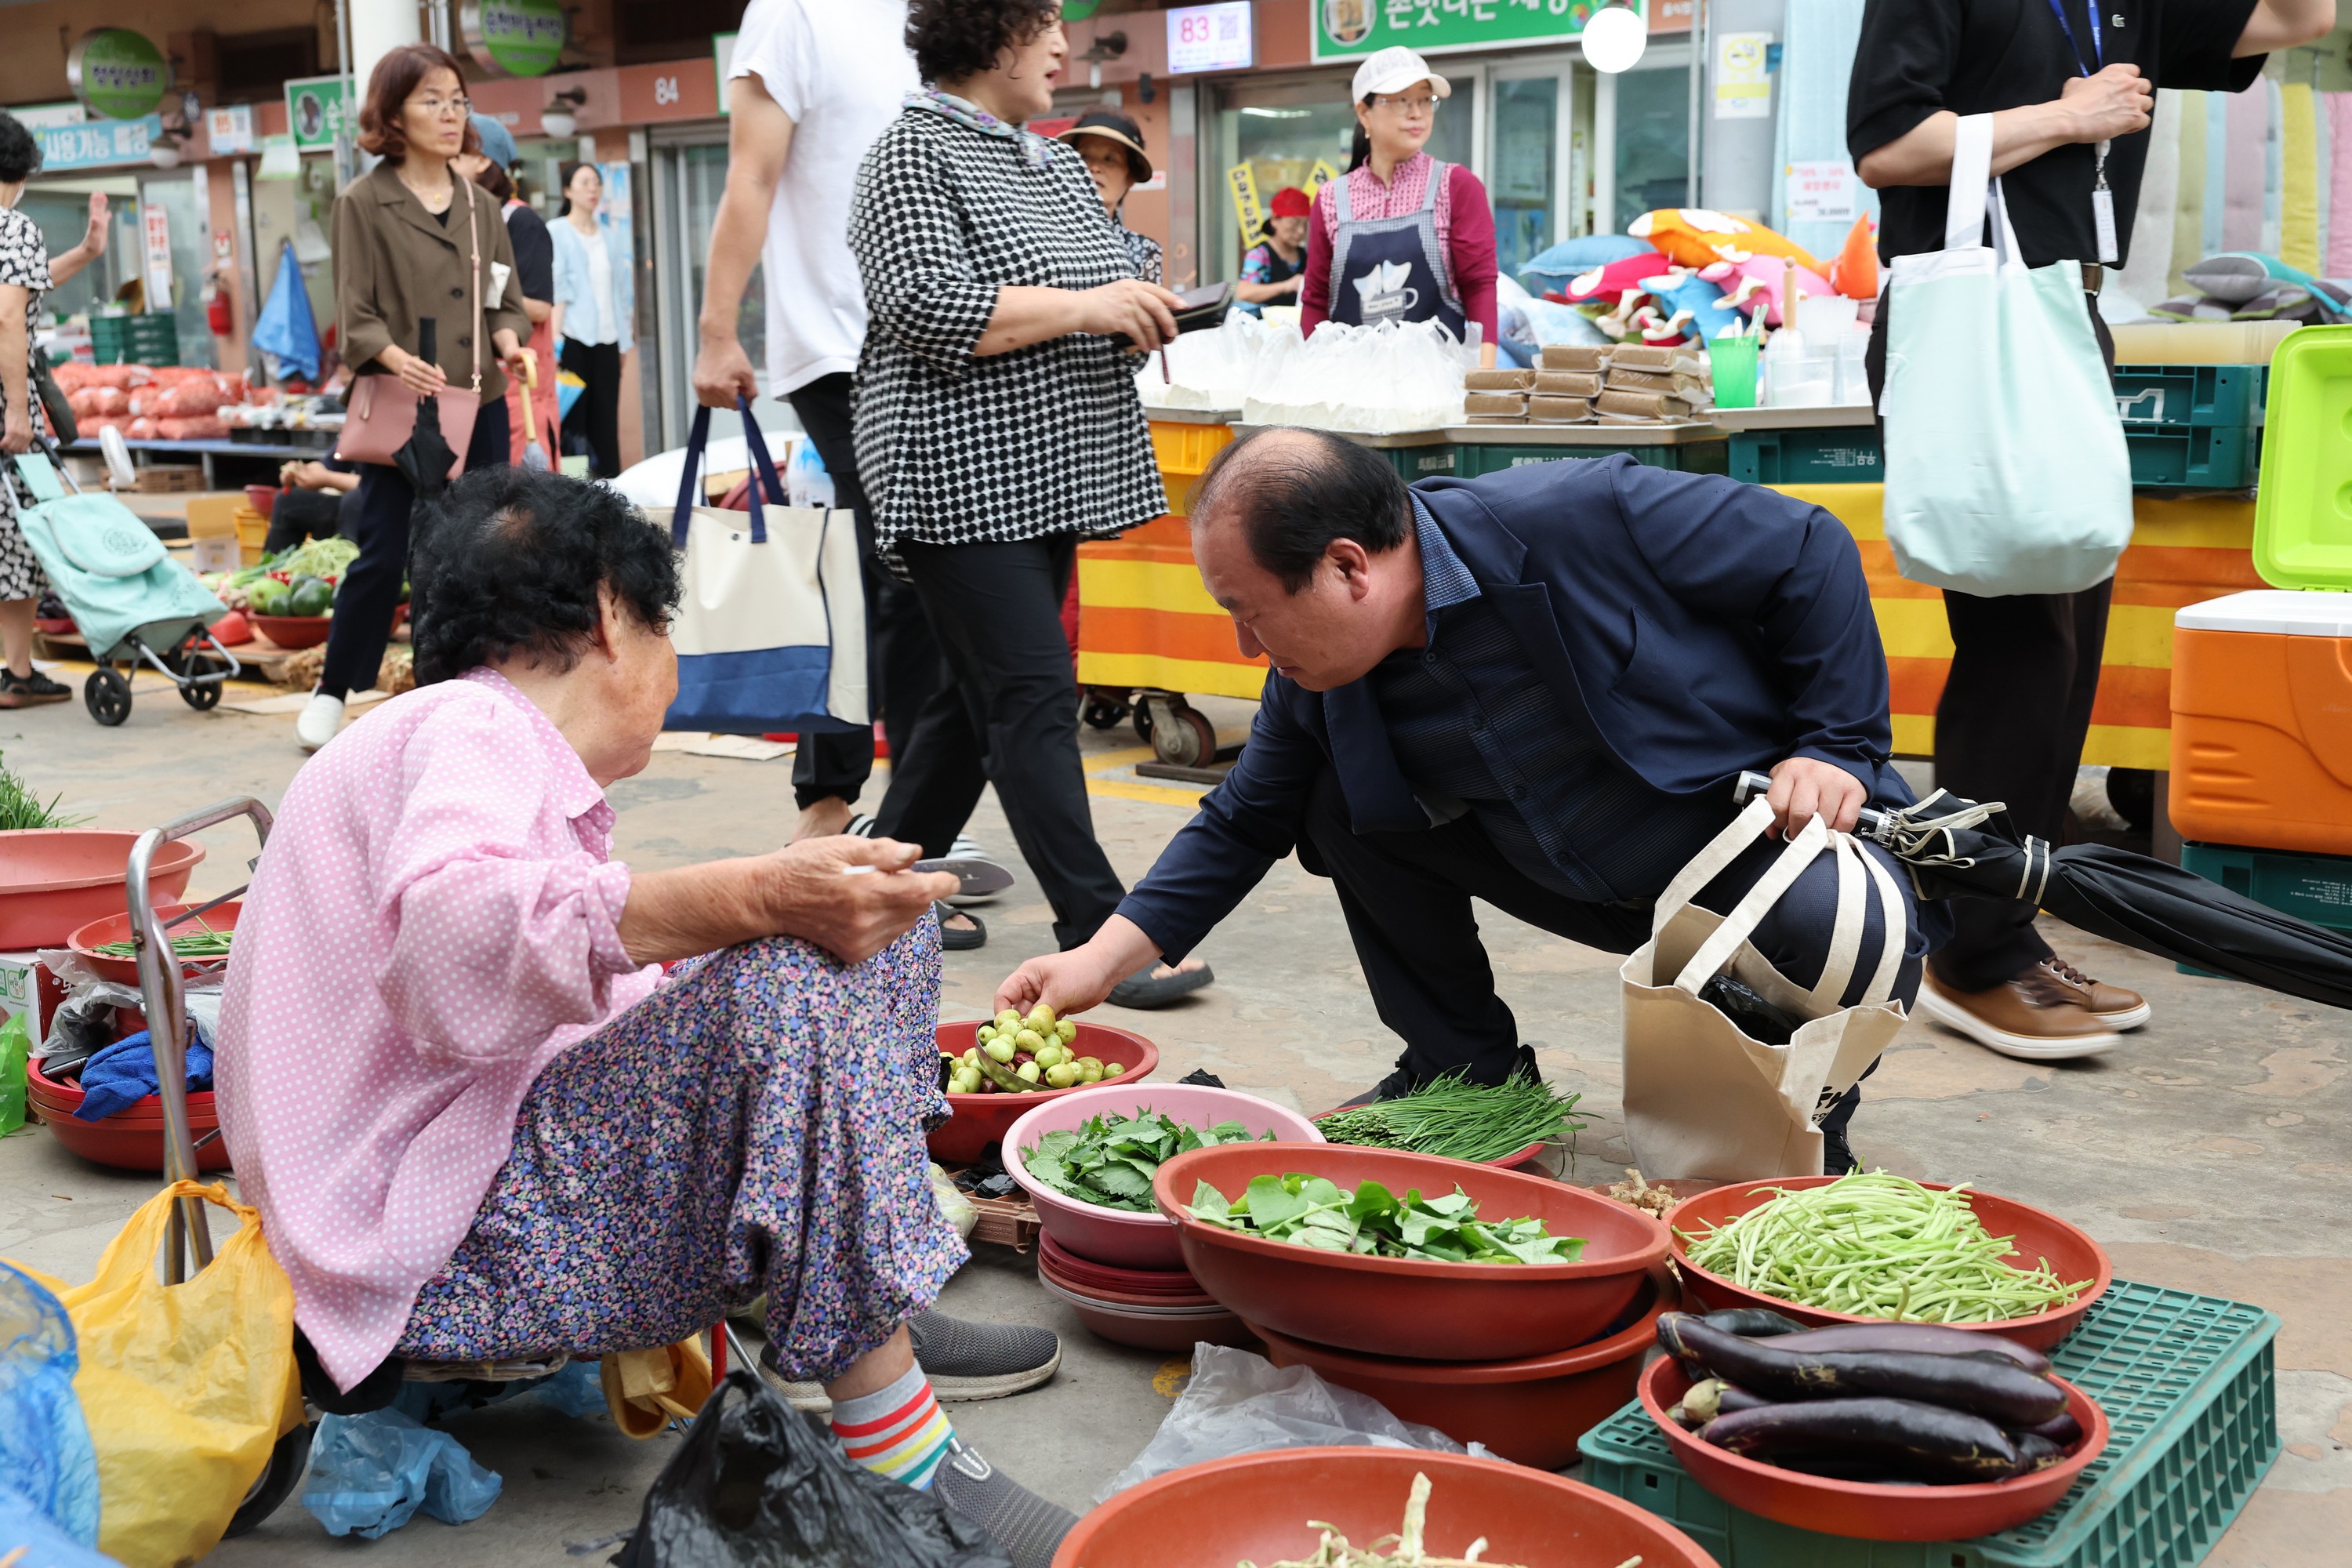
411, 467, 678, 685
906, 0, 1062, 86
0, 111, 43, 185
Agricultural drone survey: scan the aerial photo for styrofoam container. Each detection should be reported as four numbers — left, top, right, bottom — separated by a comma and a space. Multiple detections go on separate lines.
1004, 1084, 1324, 1269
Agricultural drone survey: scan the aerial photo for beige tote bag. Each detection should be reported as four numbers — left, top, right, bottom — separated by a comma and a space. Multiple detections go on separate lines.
1621, 798, 1911, 1182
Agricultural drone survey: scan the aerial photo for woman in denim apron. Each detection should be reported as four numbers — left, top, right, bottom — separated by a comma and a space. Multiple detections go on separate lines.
1299, 45, 1500, 368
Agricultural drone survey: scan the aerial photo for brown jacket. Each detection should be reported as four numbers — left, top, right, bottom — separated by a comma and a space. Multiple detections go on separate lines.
332, 163, 531, 401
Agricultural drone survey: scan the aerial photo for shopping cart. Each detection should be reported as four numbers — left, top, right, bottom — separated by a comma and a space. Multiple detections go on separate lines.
10, 440, 241, 727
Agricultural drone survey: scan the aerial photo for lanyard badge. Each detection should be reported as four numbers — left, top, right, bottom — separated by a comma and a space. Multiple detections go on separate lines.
2047, 0, 2120, 263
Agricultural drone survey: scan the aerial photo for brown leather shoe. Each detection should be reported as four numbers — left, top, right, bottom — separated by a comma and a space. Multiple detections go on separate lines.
1916, 966, 2123, 1061
2039, 956, 2151, 1029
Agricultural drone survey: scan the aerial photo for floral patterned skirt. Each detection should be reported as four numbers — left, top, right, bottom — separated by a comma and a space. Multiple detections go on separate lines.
394, 923, 967, 1383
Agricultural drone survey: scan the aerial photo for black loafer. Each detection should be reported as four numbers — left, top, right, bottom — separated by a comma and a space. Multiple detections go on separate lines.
937, 903, 986, 951
1105, 961, 1213, 1009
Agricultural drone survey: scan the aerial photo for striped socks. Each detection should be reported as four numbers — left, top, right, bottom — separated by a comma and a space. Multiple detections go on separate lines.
829, 1363, 954, 1490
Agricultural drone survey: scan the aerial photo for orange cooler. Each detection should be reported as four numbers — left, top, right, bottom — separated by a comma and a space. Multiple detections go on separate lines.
2170, 590, 2352, 854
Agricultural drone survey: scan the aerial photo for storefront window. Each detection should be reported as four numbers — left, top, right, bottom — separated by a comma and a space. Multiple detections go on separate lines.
1490, 76, 1559, 280
136, 173, 220, 370
1612, 64, 1690, 234
16, 180, 136, 323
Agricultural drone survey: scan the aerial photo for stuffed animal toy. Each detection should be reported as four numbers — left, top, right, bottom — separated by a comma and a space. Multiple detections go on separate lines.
1828, 214, 1879, 300
1563, 250, 1675, 302
1630, 208, 1825, 274
1700, 256, 1835, 328
1639, 265, 1744, 340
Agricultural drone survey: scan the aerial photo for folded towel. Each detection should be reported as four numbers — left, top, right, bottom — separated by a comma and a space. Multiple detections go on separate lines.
71, 1028, 212, 1122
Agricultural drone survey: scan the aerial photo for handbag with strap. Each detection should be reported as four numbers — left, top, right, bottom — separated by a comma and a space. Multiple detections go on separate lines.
1620, 797, 1913, 1182
662, 401, 868, 735
1880, 112, 2132, 598
336, 176, 485, 474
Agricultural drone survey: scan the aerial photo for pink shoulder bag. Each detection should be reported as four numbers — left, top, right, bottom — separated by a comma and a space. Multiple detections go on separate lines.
336, 176, 485, 474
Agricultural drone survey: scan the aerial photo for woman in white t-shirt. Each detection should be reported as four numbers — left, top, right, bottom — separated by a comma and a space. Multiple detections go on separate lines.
549, 162, 633, 477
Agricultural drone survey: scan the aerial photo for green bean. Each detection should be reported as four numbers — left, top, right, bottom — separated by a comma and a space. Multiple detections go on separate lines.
1676, 1171, 2090, 1323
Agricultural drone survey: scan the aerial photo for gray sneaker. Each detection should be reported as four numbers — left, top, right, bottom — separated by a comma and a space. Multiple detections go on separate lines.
756, 1312, 1059, 1417
930, 1437, 1076, 1568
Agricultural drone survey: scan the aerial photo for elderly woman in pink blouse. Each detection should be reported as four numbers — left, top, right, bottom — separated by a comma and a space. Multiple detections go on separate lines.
216, 467, 1080, 1559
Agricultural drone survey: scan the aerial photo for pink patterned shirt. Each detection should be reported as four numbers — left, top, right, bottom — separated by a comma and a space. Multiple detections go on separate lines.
217, 669, 659, 1390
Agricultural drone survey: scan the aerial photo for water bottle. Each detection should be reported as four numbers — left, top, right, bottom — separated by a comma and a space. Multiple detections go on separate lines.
787, 439, 834, 509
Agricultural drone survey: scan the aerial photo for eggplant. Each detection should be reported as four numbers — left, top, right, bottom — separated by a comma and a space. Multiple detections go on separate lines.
1718, 1385, 1774, 1417
2016, 1410, 2082, 1448
1766, 1321, 2050, 1373
2013, 1432, 2064, 1472
1699, 1307, 1809, 1338
1669, 1319, 2068, 1427
1700, 1396, 2027, 1483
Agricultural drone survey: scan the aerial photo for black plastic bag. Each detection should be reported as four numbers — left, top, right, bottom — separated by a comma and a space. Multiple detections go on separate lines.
615, 1372, 1013, 1568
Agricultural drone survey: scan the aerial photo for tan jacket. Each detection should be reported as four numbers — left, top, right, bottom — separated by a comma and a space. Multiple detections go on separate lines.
332, 163, 532, 401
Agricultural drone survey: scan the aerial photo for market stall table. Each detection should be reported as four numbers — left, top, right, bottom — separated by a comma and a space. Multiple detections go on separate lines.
60, 435, 336, 491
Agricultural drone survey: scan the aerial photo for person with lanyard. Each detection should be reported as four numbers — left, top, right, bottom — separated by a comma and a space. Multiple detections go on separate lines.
1848, 0, 2332, 1062
1299, 45, 1498, 367
1234, 185, 1310, 316
1056, 110, 1162, 283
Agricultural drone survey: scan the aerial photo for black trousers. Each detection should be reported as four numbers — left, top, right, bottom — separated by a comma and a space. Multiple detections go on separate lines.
262, 486, 354, 556
879, 535, 1126, 950
319, 398, 509, 699
559, 337, 622, 479
1867, 284, 2118, 992
783, 373, 946, 812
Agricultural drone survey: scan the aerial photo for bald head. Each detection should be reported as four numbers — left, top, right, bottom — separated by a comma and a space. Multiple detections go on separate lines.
1187, 426, 1412, 593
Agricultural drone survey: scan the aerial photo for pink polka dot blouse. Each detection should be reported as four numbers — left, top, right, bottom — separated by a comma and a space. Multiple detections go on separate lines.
217, 669, 659, 1391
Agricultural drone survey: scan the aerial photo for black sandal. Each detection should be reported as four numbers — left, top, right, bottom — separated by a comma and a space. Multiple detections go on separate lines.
1106, 961, 1214, 1009
936, 903, 986, 952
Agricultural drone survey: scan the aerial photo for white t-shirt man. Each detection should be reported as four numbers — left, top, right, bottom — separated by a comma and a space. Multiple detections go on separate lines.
728, 0, 920, 397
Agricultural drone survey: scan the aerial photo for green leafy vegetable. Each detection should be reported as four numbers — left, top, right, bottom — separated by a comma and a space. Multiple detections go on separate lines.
1315, 1070, 1586, 1164
0, 750, 82, 831
1021, 1110, 1271, 1213
1186, 1173, 1584, 1265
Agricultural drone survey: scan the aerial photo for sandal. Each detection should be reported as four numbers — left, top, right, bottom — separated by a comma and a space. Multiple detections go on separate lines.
1106, 960, 1214, 1010
0, 667, 71, 707
937, 903, 986, 952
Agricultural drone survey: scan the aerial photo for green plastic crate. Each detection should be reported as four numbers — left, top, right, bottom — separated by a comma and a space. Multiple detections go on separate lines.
2111, 365, 2267, 429
2180, 844, 2352, 934
1578, 1279, 2280, 1568
1729, 427, 1885, 485
2126, 423, 2256, 490
89, 311, 180, 368
1377, 441, 1459, 481
1454, 439, 1729, 477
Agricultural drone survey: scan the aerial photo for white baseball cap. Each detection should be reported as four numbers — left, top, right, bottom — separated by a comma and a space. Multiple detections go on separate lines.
1352, 45, 1452, 103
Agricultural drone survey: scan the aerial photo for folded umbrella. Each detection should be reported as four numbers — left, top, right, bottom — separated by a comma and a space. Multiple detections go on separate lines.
1733, 774, 2352, 1012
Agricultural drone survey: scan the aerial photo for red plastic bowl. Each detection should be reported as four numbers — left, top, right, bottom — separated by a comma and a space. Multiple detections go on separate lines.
1664, 1176, 2113, 1352
244, 484, 279, 518
1154, 1144, 1669, 1362
1036, 1234, 1210, 1301
925, 1020, 1160, 1164
252, 613, 331, 649
1035, 1272, 1254, 1352
1312, 1108, 1549, 1169
27, 1058, 231, 1174
1053, 1446, 1720, 1568
1249, 1264, 1675, 1468
0, 832, 205, 949
67, 900, 241, 988
1642, 1356, 2107, 1541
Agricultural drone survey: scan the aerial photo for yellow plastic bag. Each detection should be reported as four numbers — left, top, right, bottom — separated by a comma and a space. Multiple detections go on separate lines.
9, 1181, 302, 1568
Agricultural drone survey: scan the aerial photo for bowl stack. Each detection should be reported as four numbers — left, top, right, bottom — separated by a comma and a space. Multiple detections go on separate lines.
1152, 1145, 1674, 1468
1004, 1084, 1325, 1352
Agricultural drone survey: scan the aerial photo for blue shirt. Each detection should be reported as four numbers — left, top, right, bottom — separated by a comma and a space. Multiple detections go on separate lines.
1370, 499, 1733, 904
549, 215, 634, 354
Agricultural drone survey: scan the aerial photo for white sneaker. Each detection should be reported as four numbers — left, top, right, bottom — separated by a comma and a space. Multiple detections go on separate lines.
296, 692, 345, 753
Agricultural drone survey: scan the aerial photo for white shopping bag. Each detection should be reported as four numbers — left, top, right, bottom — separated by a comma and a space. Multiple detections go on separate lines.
1621, 800, 1912, 1182
1881, 113, 2132, 598
661, 405, 867, 734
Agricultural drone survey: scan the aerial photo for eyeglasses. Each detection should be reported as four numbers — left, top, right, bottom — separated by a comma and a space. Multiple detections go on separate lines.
1371, 93, 1439, 116
412, 94, 473, 119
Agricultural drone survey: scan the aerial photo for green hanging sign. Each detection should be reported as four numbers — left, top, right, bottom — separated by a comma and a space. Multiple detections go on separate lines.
284, 75, 350, 152
67, 29, 170, 122
463, 0, 569, 78
1064, 0, 1102, 16
1312, 0, 1625, 62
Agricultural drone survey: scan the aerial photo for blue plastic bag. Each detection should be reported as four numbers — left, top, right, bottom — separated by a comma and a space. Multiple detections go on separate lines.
299, 1408, 503, 1539
0, 1261, 102, 1547
0, 1483, 122, 1568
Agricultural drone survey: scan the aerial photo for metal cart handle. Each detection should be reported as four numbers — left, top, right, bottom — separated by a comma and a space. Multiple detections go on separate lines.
126, 797, 274, 1283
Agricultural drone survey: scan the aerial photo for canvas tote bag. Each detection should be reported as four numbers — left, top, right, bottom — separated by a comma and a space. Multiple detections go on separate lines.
1621, 799, 1912, 1182
1881, 113, 2132, 597
337, 176, 485, 475
662, 402, 867, 734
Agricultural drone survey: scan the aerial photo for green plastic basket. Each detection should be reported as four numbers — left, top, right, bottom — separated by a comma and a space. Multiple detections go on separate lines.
1454, 440, 1729, 477
2252, 322, 2352, 588
1577, 1279, 2280, 1568
1376, 441, 1459, 481
2125, 423, 2256, 490
2111, 365, 2267, 429
1728, 427, 1885, 485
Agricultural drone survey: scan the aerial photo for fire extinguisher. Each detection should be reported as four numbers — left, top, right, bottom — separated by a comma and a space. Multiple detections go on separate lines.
205, 276, 232, 336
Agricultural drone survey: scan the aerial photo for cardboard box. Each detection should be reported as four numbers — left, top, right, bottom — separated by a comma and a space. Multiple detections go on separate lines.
132, 466, 208, 494
191, 535, 240, 573
0, 951, 60, 1042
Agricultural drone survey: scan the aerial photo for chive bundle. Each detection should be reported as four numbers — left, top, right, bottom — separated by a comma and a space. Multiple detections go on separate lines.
1316, 1071, 1584, 1165
91, 923, 234, 960
1677, 1171, 2092, 1323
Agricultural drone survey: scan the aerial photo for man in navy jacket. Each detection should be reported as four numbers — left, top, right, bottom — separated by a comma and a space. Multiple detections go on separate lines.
996, 429, 1940, 1158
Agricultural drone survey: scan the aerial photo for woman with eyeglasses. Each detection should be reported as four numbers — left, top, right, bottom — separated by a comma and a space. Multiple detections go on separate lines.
1298, 44, 1498, 367
301, 42, 532, 753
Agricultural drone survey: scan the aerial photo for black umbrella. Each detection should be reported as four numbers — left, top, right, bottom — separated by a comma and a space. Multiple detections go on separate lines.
1733, 773, 2352, 1011
391, 318, 459, 506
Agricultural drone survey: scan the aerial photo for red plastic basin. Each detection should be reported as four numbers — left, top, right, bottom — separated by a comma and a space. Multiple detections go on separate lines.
1053, 1446, 1720, 1568
1034, 1272, 1253, 1352
1642, 1355, 2107, 1541
1664, 1175, 2112, 1352
67, 900, 241, 988
27, 1057, 230, 1174
925, 1020, 1159, 1165
1153, 1143, 1668, 1362
1036, 1234, 1210, 1301
0, 832, 205, 949
1249, 1263, 1675, 1468
251, 614, 331, 649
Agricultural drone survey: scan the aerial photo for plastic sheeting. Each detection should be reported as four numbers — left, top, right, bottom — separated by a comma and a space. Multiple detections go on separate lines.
1770, 0, 1880, 263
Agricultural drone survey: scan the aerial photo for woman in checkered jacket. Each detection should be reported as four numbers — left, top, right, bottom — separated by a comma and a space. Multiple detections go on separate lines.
846, 0, 1212, 1007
